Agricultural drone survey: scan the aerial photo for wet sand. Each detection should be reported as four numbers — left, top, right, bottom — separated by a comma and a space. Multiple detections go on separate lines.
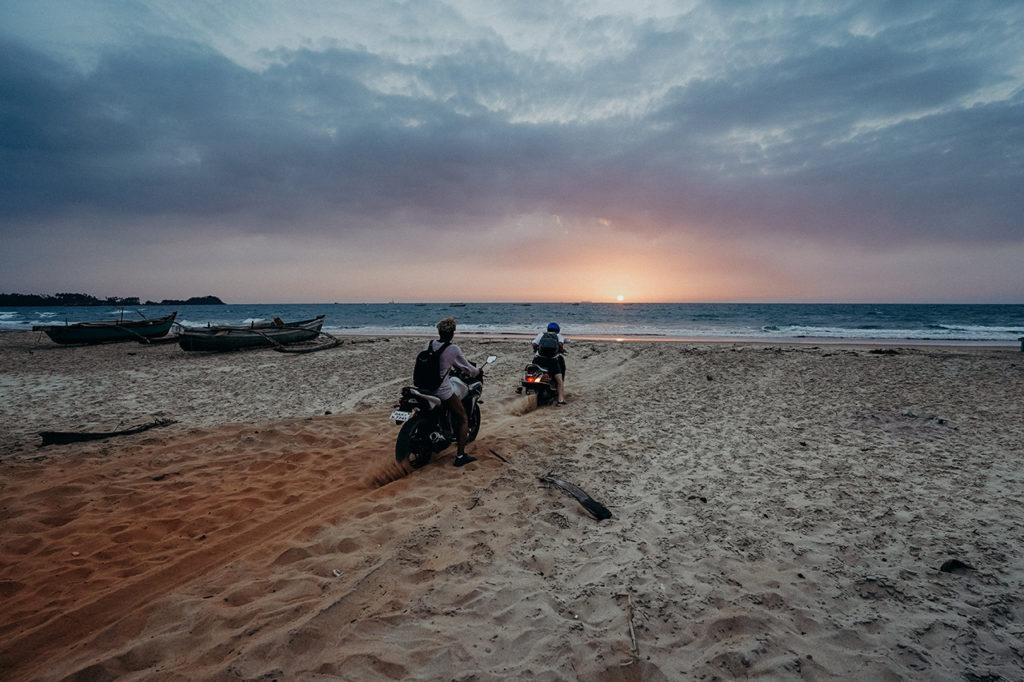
1, 331, 1022, 680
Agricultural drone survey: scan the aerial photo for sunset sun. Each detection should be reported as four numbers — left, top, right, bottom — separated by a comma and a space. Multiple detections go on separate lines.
616, 294, 625, 301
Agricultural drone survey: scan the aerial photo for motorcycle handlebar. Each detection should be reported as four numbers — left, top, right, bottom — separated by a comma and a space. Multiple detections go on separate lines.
453, 366, 483, 382
462, 355, 496, 381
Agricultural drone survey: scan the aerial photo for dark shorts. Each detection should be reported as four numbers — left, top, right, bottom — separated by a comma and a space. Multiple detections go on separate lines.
535, 354, 565, 378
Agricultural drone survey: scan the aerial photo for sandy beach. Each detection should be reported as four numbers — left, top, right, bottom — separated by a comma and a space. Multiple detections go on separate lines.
1, 330, 1022, 680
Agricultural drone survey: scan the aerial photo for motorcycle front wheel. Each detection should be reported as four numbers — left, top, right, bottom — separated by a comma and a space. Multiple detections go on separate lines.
396, 414, 433, 468
466, 402, 481, 443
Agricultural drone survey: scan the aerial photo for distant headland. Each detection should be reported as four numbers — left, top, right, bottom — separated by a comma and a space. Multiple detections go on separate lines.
0, 293, 225, 306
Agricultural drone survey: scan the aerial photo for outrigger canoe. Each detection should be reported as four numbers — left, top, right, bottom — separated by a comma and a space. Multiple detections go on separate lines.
33, 312, 178, 345
178, 315, 325, 352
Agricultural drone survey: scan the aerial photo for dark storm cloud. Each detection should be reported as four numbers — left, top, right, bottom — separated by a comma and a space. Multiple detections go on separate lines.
1, 38, 273, 218
0, 36, 544, 226
1, 35, 598, 238
632, 27, 1024, 243
1, 0, 1022, 251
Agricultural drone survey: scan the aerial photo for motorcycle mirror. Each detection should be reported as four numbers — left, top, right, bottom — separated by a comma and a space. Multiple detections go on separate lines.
486, 355, 497, 364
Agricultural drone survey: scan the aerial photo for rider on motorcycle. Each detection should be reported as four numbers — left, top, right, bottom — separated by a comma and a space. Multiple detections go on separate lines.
532, 322, 567, 405
424, 317, 481, 466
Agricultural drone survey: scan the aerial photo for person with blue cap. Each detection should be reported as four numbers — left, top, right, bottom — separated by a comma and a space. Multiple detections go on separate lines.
532, 322, 567, 405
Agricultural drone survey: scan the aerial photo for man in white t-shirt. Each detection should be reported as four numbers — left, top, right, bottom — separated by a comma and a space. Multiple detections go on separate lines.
532, 322, 567, 405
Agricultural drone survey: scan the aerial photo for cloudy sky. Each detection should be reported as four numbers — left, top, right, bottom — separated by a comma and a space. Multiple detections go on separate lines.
2, 1, 1022, 303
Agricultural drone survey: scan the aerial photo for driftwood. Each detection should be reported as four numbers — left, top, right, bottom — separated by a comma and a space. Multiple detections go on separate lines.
627, 593, 639, 661
488, 448, 511, 463
487, 450, 612, 521
540, 471, 613, 520
39, 419, 178, 447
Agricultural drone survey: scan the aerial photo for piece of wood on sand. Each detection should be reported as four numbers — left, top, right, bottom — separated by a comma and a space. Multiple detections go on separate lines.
539, 471, 613, 520
39, 419, 178, 447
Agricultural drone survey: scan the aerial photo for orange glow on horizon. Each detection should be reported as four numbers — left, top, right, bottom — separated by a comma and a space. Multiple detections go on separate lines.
339, 222, 793, 304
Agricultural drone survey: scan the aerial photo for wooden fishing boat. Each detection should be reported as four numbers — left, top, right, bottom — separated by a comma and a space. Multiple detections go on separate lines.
32, 312, 178, 345
177, 315, 325, 352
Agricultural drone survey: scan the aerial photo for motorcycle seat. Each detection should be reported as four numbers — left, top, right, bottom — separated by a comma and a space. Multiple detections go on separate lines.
402, 386, 443, 410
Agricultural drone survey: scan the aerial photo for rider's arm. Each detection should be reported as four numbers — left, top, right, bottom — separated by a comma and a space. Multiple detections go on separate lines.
448, 345, 481, 377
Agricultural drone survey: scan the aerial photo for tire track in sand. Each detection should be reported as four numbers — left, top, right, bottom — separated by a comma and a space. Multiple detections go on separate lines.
1, 341, 627, 679
0, 412, 395, 680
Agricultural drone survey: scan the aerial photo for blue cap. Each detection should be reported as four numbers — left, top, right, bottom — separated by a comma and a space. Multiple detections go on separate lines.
547, 322, 560, 332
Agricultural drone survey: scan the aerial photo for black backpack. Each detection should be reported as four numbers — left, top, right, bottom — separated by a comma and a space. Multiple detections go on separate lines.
413, 341, 450, 389
537, 332, 560, 358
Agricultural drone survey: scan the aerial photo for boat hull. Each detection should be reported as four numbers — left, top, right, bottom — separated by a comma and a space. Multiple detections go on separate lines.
178, 316, 325, 351
32, 312, 178, 345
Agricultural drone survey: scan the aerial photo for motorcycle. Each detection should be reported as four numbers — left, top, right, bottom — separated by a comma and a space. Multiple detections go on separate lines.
391, 355, 497, 468
517, 352, 564, 406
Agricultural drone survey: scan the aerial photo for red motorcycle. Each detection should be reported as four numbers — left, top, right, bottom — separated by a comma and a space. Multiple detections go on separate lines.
517, 357, 559, 406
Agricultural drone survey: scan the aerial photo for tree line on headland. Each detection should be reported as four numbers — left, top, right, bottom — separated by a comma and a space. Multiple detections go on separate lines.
0, 293, 225, 306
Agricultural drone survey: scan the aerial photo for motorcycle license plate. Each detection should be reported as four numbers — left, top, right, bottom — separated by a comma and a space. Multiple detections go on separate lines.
390, 410, 411, 423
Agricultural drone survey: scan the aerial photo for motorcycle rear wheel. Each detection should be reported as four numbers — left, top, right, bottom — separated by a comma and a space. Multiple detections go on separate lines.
396, 414, 433, 468
527, 386, 555, 406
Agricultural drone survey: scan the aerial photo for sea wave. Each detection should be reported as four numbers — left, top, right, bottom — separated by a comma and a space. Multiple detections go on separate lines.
758, 324, 1021, 342
4, 302, 1023, 344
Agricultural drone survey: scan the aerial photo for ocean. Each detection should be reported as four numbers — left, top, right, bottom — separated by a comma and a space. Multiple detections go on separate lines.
3, 302, 1023, 345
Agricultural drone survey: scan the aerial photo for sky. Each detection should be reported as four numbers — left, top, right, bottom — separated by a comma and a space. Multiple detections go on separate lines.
1, 1, 1022, 304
